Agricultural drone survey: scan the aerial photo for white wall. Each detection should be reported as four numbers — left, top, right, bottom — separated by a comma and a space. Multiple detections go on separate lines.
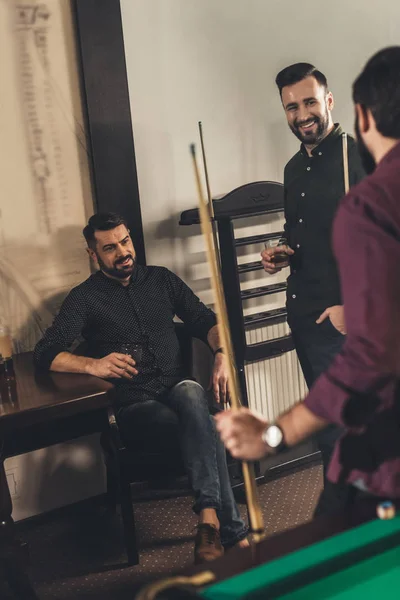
121, 0, 400, 286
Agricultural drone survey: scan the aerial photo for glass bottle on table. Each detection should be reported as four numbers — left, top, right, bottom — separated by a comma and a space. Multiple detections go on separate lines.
0, 354, 4, 400
0, 325, 15, 380
0, 352, 17, 405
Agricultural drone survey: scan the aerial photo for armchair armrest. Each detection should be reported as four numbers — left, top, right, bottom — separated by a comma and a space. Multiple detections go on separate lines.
106, 407, 125, 451
100, 406, 126, 461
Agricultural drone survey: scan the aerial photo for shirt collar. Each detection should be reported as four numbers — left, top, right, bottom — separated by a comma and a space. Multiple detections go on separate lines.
96, 263, 143, 288
300, 123, 343, 158
374, 140, 400, 173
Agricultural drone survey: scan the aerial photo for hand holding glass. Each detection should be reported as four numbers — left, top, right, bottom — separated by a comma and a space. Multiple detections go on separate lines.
120, 343, 142, 367
264, 240, 290, 267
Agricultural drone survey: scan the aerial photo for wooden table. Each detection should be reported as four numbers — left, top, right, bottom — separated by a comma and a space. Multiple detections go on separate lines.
0, 352, 114, 599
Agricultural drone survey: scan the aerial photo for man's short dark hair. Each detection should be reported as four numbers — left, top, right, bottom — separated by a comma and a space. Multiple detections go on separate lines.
83, 212, 128, 250
353, 46, 400, 140
275, 63, 328, 96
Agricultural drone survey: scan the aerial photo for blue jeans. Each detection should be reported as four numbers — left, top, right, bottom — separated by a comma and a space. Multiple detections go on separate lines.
290, 316, 349, 516
117, 380, 247, 547
290, 317, 346, 469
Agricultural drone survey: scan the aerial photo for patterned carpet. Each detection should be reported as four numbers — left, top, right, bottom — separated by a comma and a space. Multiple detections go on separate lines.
1, 464, 323, 599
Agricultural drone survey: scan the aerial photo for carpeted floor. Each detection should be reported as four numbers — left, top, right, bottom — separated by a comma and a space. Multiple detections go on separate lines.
1, 464, 323, 599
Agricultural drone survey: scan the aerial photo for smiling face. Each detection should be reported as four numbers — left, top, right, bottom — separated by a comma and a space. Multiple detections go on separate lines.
281, 75, 334, 148
87, 224, 136, 284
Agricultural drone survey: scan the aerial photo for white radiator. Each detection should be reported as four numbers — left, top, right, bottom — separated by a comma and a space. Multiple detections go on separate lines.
234, 215, 308, 418
245, 322, 308, 420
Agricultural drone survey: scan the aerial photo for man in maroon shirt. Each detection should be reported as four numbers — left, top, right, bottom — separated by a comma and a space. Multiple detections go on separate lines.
216, 46, 400, 513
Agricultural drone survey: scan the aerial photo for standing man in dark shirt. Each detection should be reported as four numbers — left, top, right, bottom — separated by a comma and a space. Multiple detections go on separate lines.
34, 212, 247, 564
261, 63, 365, 514
218, 46, 400, 509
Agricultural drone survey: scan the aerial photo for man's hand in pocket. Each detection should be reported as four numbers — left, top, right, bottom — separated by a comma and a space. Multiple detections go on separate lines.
316, 305, 346, 335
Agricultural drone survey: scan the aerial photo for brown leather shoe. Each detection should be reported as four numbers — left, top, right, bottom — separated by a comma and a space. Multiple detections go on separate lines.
194, 524, 224, 564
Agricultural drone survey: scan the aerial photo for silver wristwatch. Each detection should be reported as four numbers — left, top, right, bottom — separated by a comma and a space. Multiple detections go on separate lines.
261, 424, 286, 452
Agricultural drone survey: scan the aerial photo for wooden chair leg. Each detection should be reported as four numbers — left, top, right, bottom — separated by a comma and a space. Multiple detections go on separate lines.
0, 463, 39, 598
105, 460, 119, 514
119, 477, 139, 566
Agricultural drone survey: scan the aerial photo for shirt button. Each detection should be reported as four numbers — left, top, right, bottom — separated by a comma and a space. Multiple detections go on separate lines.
306, 166, 311, 171
296, 244, 300, 248
299, 218, 303, 223
318, 152, 322, 156
301, 192, 305, 197
292, 294, 296, 299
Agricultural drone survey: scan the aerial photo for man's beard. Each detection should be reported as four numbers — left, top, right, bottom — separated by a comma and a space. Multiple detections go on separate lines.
289, 108, 330, 146
354, 115, 376, 175
97, 253, 136, 279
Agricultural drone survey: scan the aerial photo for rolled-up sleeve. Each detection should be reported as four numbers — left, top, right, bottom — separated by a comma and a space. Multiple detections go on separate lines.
304, 191, 400, 427
164, 269, 217, 343
34, 287, 88, 370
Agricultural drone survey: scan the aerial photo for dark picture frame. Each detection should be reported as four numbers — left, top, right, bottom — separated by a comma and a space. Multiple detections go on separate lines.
73, 0, 146, 264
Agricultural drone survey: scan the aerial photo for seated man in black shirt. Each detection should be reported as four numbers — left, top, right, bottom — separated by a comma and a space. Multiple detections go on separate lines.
34, 212, 247, 564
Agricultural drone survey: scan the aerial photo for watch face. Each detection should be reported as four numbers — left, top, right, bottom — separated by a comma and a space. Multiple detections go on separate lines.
265, 425, 283, 448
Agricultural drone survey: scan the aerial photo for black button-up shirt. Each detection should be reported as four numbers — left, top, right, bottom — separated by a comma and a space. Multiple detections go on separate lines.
283, 124, 365, 326
34, 265, 217, 405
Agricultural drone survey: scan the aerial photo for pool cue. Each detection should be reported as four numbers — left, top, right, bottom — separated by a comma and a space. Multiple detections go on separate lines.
198, 121, 223, 275
198, 122, 213, 216
134, 148, 264, 600
342, 133, 350, 194
190, 143, 265, 543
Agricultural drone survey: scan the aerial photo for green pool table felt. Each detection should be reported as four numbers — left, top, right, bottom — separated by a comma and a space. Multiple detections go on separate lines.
202, 516, 400, 599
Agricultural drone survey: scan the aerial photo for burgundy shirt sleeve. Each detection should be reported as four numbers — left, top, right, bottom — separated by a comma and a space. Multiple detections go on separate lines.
304, 189, 400, 427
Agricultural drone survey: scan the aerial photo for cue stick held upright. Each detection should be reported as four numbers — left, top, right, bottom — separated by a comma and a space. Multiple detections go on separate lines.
342, 132, 350, 194
198, 121, 223, 277
190, 143, 265, 542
